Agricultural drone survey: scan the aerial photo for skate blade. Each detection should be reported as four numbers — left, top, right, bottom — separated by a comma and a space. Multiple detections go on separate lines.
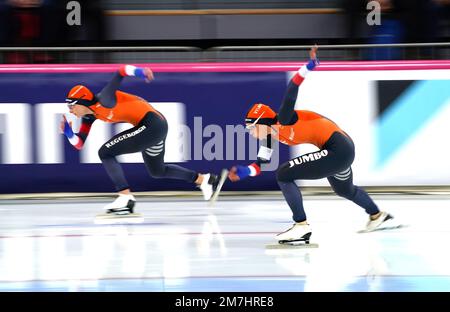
357, 224, 408, 234
94, 213, 144, 225
209, 169, 229, 206
266, 242, 319, 249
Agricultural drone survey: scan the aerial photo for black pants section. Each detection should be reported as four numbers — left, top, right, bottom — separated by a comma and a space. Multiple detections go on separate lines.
276, 132, 379, 222
98, 112, 197, 192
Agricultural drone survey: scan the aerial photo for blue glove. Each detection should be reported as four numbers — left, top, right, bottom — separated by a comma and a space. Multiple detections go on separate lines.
235, 165, 251, 180
63, 119, 74, 139
134, 67, 146, 78
306, 58, 320, 71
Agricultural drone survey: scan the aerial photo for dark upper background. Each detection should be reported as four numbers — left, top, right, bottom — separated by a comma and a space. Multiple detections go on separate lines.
0, 0, 449, 62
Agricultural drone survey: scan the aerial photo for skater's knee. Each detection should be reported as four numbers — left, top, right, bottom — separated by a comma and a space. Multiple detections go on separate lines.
332, 184, 356, 199
276, 167, 293, 183
276, 168, 287, 182
98, 146, 113, 160
148, 165, 167, 178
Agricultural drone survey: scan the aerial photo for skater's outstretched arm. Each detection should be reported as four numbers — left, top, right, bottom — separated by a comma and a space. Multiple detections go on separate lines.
97, 65, 154, 108
278, 46, 319, 125
228, 134, 272, 182
60, 115, 96, 150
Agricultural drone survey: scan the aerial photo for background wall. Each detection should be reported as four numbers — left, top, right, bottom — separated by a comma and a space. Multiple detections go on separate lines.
106, 13, 347, 41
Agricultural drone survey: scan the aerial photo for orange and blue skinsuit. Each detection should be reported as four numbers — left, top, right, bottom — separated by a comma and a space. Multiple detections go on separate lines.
243, 60, 380, 222
65, 66, 199, 192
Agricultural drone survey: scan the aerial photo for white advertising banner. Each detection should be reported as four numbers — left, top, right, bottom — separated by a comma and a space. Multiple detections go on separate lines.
291, 70, 450, 186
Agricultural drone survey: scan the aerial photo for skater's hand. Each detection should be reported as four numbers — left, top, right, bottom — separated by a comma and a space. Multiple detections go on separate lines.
309, 45, 318, 60
228, 165, 251, 182
60, 115, 84, 150
120, 65, 154, 82
143, 67, 154, 83
306, 45, 320, 71
60, 115, 74, 137
228, 166, 240, 182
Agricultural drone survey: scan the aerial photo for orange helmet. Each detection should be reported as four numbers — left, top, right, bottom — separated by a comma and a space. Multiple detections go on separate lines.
245, 103, 277, 128
65, 85, 96, 107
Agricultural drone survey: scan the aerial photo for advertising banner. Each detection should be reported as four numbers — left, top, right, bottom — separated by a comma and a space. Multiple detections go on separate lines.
0, 69, 289, 193
294, 69, 450, 186
1, 61, 449, 193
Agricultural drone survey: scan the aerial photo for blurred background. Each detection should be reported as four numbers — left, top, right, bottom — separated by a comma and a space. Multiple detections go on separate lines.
0, 0, 449, 63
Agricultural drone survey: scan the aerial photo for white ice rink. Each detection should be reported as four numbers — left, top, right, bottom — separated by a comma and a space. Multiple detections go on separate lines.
0, 194, 449, 292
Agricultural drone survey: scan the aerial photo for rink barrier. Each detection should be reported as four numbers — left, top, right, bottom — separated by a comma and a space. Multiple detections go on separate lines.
1, 60, 450, 73
2, 186, 450, 200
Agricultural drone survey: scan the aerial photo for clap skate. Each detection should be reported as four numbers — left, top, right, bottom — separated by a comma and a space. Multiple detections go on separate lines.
199, 169, 228, 204
358, 211, 405, 233
209, 169, 229, 205
266, 223, 319, 249
95, 194, 143, 224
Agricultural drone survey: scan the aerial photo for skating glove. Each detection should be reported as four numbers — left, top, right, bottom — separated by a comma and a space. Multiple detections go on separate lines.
61, 117, 83, 150
297, 58, 320, 79
62, 119, 74, 139
232, 163, 261, 181
306, 58, 320, 71
119, 65, 154, 82
293, 48, 320, 85
235, 165, 251, 180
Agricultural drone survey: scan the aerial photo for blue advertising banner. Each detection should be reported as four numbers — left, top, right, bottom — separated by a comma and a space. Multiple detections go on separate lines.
0, 71, 290, 193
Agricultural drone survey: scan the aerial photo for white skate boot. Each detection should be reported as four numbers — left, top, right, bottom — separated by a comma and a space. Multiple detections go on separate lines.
276, 223, 313, 244
199, 173, 214, 200
95, 194, 143, 224
363, 211, 395, 232
104, 194, 136, 215
199, 170, 228, 202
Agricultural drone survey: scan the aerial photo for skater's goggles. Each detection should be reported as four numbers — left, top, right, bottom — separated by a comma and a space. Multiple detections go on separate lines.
65, 95, 94, 108
245, 114, 277, 129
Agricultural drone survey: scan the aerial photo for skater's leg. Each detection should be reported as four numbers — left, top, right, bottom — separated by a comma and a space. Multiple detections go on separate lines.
274, 179, 312, 242
277, 180, 306, 223
142, 140, 221, 201
99, 112, 167, 212
275, 152, 339, 242
98, 114, 166, 192
143, 141, 198, 183
327, 169, 380, 216
276, 146, 349, 223
327, 170, 394, 231
275, 132, 355, 242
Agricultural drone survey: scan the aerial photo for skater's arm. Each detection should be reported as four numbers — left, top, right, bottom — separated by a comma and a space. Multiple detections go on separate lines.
76, 115, 96, 144
60, 115, 96, 150
228, 135, 272, 181
278, 46, 319, 125
254, 135, 272, 167
97, 65, 154, 108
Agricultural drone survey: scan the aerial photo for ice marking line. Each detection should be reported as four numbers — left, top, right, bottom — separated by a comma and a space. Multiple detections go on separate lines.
0, 231, 279, 240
